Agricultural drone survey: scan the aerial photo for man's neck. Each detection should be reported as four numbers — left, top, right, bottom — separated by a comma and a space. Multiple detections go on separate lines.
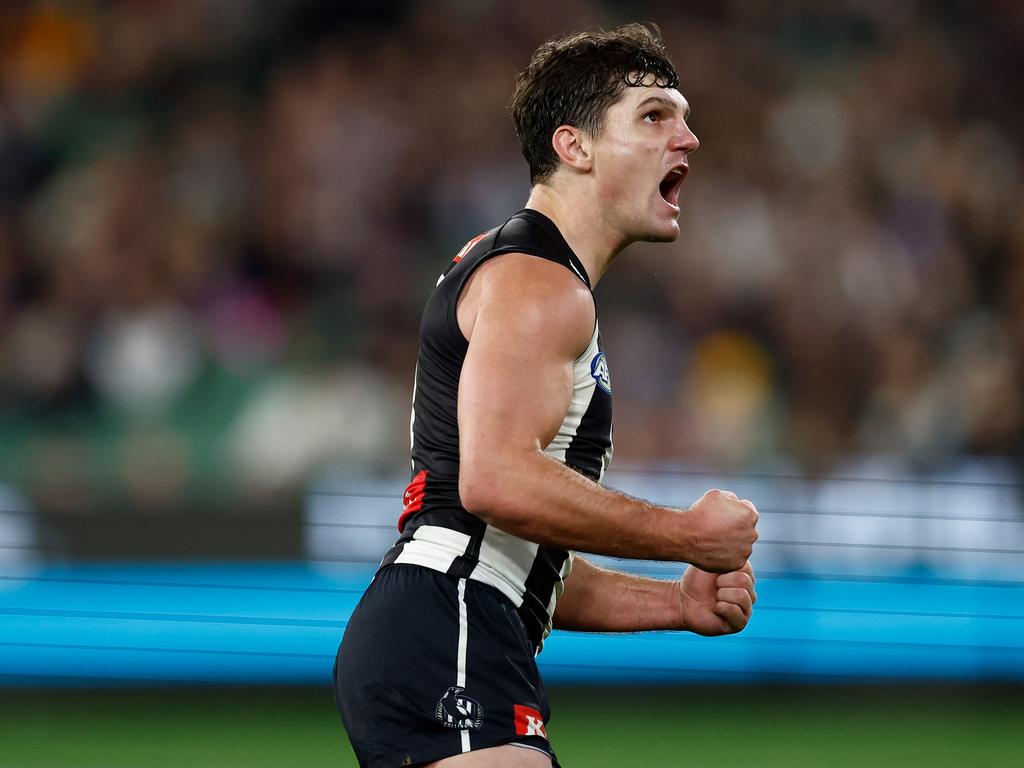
524, 182, 628, 288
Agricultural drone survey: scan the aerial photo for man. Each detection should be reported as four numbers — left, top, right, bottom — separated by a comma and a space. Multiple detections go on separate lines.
334, 23, 759, 768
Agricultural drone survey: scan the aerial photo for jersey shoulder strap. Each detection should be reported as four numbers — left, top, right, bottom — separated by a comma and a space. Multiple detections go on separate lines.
491, 209, 591, 289
440, 209, 591, 293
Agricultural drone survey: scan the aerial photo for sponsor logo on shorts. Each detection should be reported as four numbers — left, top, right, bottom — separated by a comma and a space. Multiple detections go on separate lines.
590, 352, 611, 394
513, 704, 547, 738
435, 686, 484, 730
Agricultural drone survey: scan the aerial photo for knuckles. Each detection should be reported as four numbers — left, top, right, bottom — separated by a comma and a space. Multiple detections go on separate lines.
701, 491, 760, 525
692, 488, 761, 572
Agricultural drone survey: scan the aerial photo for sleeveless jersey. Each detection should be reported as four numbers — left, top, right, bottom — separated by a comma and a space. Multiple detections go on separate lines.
381, 209, 614, 650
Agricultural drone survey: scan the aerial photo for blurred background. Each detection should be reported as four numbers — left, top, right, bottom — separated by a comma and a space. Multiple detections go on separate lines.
0, 0, 1021, 766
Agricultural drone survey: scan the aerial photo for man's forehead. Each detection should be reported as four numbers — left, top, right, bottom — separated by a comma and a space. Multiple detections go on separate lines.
622, 86, 690, 117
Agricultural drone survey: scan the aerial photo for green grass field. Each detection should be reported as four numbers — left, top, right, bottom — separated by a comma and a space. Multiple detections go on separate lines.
0, 685, 1021, 767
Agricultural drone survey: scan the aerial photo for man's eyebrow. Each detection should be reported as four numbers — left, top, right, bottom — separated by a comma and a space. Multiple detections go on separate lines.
636, 95, 691, 120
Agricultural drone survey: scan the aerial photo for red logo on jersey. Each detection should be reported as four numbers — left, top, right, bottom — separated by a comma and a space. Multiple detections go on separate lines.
398, 470, 428, 531
513, 705, 547, 738
452, 232, 488, 263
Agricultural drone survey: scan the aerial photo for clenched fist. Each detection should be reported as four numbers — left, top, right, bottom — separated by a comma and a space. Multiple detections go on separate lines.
677, 561, 757, 636
683, 489, 758, 572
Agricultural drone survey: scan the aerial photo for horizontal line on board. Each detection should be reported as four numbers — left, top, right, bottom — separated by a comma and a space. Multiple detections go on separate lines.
606, 466, 1024, 489
756, 605, 1024, 621
0, 640, 335, 660
755, 540, 1024, 555
0, 607, 347, 628
648, 634, 1024, 654
0, 574, 368, 594
304, 510, 1024, 526
303, 541, 1024, 558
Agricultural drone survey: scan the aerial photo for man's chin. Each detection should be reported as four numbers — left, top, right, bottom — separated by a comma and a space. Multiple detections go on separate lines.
640, 221, 680, 243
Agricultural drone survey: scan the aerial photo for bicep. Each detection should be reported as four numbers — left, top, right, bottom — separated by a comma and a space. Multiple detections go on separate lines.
459, 309, 573, 456
457, 256, 593, 483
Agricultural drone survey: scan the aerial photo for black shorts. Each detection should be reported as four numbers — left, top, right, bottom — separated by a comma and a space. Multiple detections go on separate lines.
334, 564, 559, 768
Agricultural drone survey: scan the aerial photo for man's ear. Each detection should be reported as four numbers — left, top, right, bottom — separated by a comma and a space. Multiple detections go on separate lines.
551, 125, 593, 173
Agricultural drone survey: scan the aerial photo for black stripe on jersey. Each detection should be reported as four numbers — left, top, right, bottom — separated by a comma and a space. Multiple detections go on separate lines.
563, 388, 612, 480
379, 541, 404, 568
446, 527, 486, 579
408, 508, 482, 537
516, 546, 570, 650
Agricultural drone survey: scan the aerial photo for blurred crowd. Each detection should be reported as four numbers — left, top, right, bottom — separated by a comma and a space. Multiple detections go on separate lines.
0, 0, 1022, 514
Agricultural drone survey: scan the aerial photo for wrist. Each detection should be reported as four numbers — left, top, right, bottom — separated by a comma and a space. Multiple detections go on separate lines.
664, 578, 689, 631
640, 503, 693, 562
666, 505, 699, 564
638, 577, 688, 632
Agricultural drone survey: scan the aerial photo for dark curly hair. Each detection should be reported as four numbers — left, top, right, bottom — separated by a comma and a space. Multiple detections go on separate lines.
509, 23, 679, 185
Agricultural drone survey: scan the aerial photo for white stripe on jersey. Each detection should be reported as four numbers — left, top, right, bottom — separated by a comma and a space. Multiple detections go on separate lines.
408, 363, 419, 473
566, 259, 587, 285
415, 524, 472, 551
470, 526, 539, 608
543, 324, 603, 474
392, 525, 469, 571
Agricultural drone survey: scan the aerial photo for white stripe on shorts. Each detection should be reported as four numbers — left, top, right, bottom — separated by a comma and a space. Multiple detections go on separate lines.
457, 577, 471, 753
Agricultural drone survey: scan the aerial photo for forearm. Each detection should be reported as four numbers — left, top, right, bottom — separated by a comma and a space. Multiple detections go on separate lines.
460, 448, 693, 562
553, 556, 684, 632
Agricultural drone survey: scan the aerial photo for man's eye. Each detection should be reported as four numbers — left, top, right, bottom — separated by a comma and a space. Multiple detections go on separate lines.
643, 112, 659, 123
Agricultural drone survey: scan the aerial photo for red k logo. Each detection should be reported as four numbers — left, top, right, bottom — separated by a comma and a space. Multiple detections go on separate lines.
513, 704, 547, 738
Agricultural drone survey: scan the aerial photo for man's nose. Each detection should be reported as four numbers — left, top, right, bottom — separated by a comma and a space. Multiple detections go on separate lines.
672, 123, 699, 153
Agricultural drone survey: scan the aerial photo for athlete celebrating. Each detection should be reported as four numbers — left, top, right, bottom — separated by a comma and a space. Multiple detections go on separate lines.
335, 23, 759, 768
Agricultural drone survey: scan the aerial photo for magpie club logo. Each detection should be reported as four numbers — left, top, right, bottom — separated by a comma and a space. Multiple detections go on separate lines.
435, 686, 484, 730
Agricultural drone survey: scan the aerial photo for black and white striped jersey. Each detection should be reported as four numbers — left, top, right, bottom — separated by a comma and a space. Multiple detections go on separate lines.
381, 208, 614, 651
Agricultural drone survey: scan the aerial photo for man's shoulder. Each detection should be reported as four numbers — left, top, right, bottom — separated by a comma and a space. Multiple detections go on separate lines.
472, 254, 595, 351
477, 252, 588, 298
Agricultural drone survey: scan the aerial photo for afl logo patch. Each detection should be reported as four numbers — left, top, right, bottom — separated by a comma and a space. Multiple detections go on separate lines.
435, 686, 484, 730
590, 352, 611, 394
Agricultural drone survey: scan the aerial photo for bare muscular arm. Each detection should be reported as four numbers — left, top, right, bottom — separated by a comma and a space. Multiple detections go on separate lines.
553, 556, 757, 636
456, 253, 757, 570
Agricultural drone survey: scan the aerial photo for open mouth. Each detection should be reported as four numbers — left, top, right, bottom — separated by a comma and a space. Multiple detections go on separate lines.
659, 166, 687, 208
